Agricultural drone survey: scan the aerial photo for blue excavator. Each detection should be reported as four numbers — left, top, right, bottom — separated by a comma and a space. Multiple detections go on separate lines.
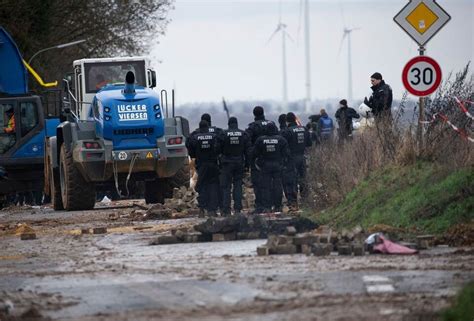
0, 27, 61, 206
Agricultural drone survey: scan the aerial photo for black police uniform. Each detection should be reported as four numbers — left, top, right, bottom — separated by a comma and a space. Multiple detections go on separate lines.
245, 116, 270, 212
368, 80, 393, 122
217, 121, 251, 215
280, 128, 297, 207
186, 127, 219, 214
285, 120, 312, 199
253, 123, 289, 212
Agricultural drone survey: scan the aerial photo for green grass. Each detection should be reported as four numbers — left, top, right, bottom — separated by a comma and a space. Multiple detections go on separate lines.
309, 162, 474, 234
442, 282, 474, 321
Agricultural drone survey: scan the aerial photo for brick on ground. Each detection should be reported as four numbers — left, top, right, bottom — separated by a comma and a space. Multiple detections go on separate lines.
93, 227, 107, 234
273, 244, 298, 255
312, 243, 332, 256
352, 243, 365, 256
212, 232, 236, 242
257, 246, 270, 256
293, 233, 320, 245
150, 235, 180, 245
20, 233, 36, 240
338, 244, 352, 256
285, 226, 297, 236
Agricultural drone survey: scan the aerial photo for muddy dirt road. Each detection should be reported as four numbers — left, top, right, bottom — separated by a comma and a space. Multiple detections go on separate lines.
0, 201, 473, 320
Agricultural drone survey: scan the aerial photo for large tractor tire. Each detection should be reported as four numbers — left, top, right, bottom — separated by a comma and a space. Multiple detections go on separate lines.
59, 144, 96, 210
50, 166, 63, 211
144, 179, 166, 204
144, 165, 191, 204
168, 164, 191, 189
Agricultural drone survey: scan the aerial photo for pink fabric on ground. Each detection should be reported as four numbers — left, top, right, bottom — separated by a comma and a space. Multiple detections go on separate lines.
373, 235, 418, 255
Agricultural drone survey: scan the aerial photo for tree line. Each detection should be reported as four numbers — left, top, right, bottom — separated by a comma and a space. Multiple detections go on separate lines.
0, 0, 173, 89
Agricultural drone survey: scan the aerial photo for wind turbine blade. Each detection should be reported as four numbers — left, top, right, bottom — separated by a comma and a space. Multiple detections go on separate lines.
266, 26, 280, 45
338, 0, 347, 28
337, 33, 347, 57
285, 30, 296, 43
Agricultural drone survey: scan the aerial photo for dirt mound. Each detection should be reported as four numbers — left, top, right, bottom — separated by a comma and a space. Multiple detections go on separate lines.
441, 222, 474, 247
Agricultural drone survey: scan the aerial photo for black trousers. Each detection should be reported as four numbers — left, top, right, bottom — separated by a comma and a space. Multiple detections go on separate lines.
261, 162, 283, 211
196, 162, 219, 211
282, 161, 297, 206
251, 164, 264, 212
293, 154, 307, 198
219, 162, 244, 213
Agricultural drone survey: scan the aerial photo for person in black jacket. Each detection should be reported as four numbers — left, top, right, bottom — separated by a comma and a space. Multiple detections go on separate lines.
217, 117, 251, 216
190, 113, 224, 212
284, 112, 312, 204
366, 72, 393, 124
245, 106, 270, 213
278, 114, 287, 132
335, 99, 360, 141
278, 113, 293, 206
186, 120, 220, 217
253, 122, 289, 213
191, 113, 223, 136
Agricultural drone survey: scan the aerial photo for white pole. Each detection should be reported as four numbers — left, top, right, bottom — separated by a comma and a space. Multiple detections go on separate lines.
282, 24, 288, 111
347, 31, 353, 102
304, 0, 312, 113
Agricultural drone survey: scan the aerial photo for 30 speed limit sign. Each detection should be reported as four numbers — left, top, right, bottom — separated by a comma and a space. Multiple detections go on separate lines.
402, 56, 442, 97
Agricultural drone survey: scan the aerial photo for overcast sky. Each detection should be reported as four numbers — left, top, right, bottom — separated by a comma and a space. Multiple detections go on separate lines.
150, 0, 473, 105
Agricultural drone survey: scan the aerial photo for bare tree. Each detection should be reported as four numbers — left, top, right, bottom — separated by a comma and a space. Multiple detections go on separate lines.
0, 0, 173, 85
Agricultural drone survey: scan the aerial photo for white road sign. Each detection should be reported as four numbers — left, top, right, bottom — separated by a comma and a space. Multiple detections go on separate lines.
394, 0, 451, 46
402, 56, 442, 97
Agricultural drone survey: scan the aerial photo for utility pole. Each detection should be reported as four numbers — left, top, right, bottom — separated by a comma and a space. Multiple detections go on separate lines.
281, 23, 288, 111
347, 30, 353, 102
303, 0, 312, 113
418, 45, 426, 148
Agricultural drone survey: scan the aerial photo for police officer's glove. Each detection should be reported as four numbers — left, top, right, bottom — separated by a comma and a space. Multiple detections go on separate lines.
364, 97, 372, 109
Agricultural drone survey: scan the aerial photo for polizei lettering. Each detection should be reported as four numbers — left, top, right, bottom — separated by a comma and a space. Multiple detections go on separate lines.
117, 104, 148, 121
263, 139, 278, 144
197, 135, 213, 140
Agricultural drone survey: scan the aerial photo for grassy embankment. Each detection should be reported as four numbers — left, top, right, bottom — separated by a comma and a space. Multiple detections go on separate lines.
309, 162, 473, 234
442, 282, 474, 321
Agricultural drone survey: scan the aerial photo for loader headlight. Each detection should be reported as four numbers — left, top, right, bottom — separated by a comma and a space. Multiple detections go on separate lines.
155, 112, 162, 119
153, 104, 160, 111
105, 115, 111, 121
104, 106, 111, 113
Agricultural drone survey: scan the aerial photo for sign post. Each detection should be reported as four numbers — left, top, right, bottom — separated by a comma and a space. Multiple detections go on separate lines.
394, 0, 450, 145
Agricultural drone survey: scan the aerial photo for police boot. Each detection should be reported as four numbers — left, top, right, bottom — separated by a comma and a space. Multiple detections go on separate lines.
207, 210, 217, 217
198, 208, 206, 218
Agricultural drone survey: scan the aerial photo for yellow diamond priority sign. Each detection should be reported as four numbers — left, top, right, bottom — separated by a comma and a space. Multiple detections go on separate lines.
394, 0, 450, 46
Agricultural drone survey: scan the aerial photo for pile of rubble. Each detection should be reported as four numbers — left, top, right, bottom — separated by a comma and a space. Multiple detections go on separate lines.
131, 186, 200, 220
149, 214, 318, 245
257, 225, 367, 256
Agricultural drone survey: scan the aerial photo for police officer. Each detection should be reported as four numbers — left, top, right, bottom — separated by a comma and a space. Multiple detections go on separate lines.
191, 113, 223, 136
245, 106, 269, 213
217, 117, 251, 216
366, 72, 393, 124
190, 113, 224, 211
186, 120, 220, 217
285, 112, 312, 202
253, 122, 289, 213
278, 114, 287, 132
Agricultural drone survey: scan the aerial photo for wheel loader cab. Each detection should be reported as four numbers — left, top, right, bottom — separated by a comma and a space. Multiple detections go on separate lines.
71, 57, 156, 120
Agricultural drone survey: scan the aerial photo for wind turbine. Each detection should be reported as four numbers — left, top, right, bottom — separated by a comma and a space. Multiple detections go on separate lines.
268, 19, 294, 111
297, 0, 312, 113
338, 4, 360, 103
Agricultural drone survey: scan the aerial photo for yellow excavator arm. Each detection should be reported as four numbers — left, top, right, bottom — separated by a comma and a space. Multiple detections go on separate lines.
22, 59, 58, 88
